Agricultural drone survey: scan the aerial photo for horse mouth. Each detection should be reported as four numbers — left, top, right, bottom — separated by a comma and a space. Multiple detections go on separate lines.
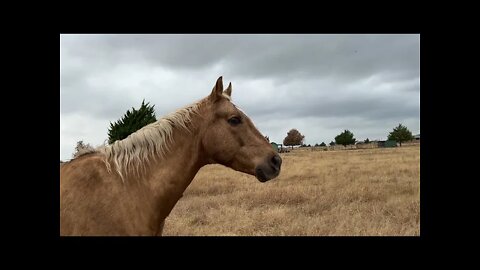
255, 167, 280, 182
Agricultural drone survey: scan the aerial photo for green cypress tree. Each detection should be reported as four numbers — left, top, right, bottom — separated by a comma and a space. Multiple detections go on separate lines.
107, 100, 157, 144
334, 130, 356, 147
387, 124, 414, 146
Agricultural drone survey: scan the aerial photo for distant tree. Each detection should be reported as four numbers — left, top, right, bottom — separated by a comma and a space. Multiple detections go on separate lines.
329, 141, 336, 146
108, 100, 157, 144
283, 129, 305, 149
320, 142, 326, 147
72, 140, 95, 159
388, 124, 414, 146
307, 144, 311, 147
364, 138, 370, 144
335, 130, 356, 147
314, 143, 319, 147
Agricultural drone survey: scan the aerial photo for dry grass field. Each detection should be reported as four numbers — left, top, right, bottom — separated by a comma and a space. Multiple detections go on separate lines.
162, 145, 420, 236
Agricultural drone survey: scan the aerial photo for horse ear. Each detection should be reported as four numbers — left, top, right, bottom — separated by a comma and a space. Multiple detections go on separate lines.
224, 82, 232, 97
209, 76, 224, 102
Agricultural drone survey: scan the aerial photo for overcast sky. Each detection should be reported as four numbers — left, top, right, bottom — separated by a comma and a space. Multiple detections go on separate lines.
60, 34, 420, 161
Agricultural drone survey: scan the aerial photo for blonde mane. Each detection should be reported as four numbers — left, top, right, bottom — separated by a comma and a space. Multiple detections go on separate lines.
92, 99, 205, 180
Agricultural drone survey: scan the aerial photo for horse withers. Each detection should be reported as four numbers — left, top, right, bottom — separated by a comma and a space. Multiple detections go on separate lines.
60, 76, 282, 236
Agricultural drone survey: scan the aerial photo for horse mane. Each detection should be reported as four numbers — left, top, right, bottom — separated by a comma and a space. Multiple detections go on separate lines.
73, 92, 232, 181
76, 99, 206, 180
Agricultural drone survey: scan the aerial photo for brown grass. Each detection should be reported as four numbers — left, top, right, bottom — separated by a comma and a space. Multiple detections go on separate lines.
163, 145, 420, 236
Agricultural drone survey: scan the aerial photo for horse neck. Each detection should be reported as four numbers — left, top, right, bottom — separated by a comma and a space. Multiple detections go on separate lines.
144, 113, 207, 221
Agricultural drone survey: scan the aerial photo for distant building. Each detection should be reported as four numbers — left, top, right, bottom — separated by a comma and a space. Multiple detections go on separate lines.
271, 142, 279, 152
377, 140, 397, 148
271, 142, 290, 153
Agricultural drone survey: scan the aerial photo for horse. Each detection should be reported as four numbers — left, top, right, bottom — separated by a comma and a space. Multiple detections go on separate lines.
60, 76, 282, 236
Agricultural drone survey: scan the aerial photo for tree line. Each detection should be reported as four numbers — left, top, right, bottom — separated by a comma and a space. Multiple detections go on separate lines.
280, 124, 415, 149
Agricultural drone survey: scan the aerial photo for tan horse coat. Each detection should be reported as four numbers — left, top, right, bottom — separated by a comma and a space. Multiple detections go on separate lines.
60, 77, 281, 236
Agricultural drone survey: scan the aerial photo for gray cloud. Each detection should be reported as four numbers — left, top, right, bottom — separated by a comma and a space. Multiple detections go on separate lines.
60, 34, 420, 161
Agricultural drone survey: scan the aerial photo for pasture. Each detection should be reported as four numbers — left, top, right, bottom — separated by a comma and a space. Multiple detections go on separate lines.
163, 145, 420, 236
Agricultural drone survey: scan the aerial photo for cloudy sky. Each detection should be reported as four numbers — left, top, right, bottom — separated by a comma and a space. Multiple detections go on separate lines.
60, 34, 420, 161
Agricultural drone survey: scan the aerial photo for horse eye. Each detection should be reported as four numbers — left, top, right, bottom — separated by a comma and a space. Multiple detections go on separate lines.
228, 116, 241, 126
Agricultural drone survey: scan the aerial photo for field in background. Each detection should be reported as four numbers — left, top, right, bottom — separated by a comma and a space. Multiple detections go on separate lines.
163, 145, 420, 236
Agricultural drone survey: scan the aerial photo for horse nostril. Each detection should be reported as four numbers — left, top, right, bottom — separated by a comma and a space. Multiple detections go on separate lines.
271, 154, 282, 169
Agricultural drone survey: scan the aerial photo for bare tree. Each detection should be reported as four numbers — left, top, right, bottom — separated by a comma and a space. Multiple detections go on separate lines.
72, 140, 95, 159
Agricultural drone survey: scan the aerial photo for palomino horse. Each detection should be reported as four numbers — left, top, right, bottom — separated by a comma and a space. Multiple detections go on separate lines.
60, 76, 282, 236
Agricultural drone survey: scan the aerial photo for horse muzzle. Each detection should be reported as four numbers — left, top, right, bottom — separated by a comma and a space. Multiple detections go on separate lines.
254, 153, 282, 182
